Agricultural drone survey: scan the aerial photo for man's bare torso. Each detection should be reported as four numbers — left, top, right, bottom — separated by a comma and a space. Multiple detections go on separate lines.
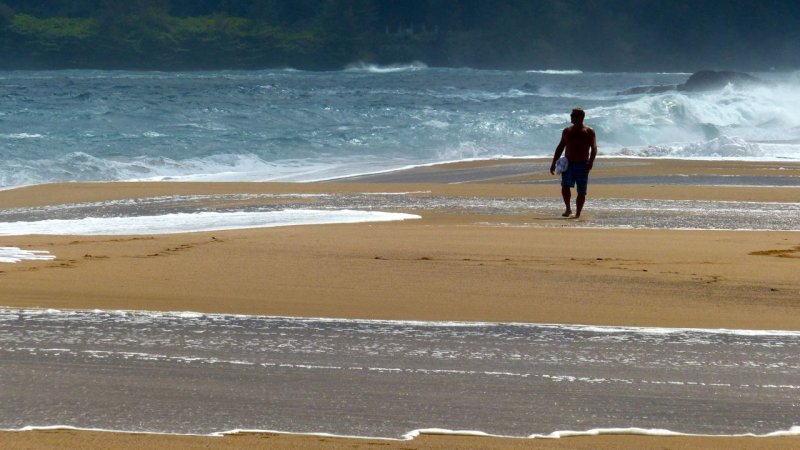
563, 125, 595, 163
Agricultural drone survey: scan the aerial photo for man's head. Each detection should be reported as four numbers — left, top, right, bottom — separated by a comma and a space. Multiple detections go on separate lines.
570, 108, 585, 125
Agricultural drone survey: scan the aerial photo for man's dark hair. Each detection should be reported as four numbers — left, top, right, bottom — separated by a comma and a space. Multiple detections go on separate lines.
571, 108, 585, 120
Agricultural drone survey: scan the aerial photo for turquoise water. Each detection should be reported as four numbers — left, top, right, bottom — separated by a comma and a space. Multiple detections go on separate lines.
1, 66, 798, 187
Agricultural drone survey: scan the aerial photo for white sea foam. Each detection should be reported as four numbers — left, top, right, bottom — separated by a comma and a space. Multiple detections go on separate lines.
595, 80, 800, 157
619, 135, 764, 158
11, 425, 210, 437
0, 247, 55, 263
1, 133, 44, 139
0, 210, 420, 236
526, 69, 583, 75
344, 61, 428, 73
8, 424, 800, 441
5, 307, 800, 337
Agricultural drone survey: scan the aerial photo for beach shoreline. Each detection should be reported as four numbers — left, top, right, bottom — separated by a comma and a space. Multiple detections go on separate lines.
1, 158, 799, 448
4, 428, 800, 450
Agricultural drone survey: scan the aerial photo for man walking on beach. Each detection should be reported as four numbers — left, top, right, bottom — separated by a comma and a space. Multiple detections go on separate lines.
550, 108, 597, 218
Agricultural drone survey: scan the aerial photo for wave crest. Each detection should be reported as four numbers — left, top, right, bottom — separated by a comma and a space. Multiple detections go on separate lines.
525, 69, 583, 75
619, 136, 763, 158
526, 69, 583, 75
344, 61, 428, 73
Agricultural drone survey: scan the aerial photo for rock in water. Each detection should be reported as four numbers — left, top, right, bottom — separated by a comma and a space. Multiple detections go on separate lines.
677, 70, 760, 91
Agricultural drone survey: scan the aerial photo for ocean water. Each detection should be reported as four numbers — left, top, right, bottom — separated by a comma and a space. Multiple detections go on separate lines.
2, 65, 799, 187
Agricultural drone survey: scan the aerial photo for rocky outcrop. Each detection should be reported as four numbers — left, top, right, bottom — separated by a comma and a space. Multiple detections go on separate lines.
677, 70, 760, 91
618, 70, 760, 95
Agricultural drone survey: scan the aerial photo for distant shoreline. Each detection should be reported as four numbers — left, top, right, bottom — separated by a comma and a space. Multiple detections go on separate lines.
0, 65, 785, 74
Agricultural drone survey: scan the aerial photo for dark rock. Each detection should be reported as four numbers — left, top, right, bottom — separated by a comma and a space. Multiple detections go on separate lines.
617, 70, 761, 96
677, 70, 760, 91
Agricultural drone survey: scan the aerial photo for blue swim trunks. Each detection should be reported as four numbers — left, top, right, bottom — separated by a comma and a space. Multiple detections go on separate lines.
561, 161, 589, 195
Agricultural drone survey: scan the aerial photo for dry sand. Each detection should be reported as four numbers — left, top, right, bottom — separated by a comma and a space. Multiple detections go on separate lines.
1, 158, 799, 449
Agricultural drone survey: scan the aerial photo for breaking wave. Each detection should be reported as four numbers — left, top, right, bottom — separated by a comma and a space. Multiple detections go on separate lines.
618, 135, 764, 158
344, 61, 428, 73
591, 78, 800, 158
526, 69, 583, 75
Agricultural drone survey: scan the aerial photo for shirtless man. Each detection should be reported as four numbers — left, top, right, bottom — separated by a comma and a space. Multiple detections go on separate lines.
549, 108, 597, 218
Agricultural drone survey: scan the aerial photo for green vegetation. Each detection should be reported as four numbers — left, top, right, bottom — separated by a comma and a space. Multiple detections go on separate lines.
9, 14, 98, 39
0, 0, 798, 71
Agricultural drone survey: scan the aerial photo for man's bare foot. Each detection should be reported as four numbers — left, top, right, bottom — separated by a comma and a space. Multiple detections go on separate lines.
573, 213, 581, 219
562, 210, 572, 217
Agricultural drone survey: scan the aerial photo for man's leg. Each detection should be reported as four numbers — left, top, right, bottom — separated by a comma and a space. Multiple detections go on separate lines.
574, 166, 588, 218
561, 186, 572, 217
575, 194, 585, 218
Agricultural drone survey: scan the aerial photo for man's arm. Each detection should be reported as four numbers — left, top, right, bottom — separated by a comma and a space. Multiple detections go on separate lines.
550, 129, 567, 175
587, 128, 597, 172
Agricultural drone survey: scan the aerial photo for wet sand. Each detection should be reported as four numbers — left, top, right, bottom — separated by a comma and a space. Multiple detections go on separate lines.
1, 158, 799, 448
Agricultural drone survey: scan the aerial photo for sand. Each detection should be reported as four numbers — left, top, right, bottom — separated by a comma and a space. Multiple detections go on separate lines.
1, 158, 799, 449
